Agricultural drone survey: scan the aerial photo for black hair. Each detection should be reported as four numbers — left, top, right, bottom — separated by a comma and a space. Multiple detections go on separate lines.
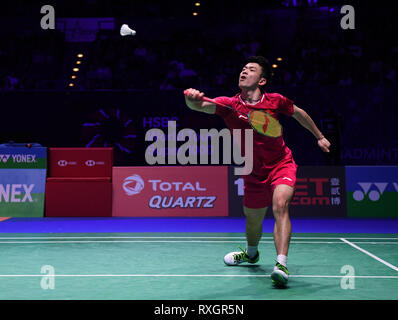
246, 56, 272, 82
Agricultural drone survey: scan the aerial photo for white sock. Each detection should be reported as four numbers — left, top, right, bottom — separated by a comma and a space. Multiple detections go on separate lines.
246, 245, 258, 258
277, 254, 287, 267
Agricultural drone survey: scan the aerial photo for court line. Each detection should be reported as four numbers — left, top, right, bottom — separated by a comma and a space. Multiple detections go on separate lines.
0, 236, 397, 240
340, 238, 398, 272
0, 274, 397, 279
0, 240, 397, 244
3, 236, 254, 240
349, 242, 398, 245
0, 240, 348, 244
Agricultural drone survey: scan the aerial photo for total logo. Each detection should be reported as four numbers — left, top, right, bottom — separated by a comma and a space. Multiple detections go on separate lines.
123, 175, 145, 196
121, 175, 215, 209
353, 182, 398, 202
122, 175, 207, 196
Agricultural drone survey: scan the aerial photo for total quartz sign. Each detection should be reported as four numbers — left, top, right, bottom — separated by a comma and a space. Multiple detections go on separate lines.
112, 166, 228, 217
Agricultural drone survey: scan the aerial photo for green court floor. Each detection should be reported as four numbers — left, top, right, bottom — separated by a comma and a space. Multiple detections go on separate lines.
0, 232, 397, 300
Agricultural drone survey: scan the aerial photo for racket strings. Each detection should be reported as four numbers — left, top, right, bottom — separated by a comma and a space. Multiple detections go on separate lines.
249, 110, 282, 137
198, 95, 282, 138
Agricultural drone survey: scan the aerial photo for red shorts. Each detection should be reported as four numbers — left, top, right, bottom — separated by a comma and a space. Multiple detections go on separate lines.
243, 156, 298, 209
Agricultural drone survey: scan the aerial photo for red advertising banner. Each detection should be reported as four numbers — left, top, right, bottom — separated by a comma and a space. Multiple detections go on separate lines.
228, 166, 346, 217
112, 166, 228, 217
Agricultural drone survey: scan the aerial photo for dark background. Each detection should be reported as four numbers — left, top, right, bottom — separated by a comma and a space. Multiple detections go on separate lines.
0, 0, 397, 167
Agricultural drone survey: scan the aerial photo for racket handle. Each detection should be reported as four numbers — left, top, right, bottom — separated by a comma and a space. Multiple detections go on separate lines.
202, 96, 229, 108
183, 90, 215, 104
183, 90, 230, 109
202, 96, 216, 104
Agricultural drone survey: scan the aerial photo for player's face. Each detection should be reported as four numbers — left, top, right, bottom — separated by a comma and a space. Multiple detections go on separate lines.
239, 63, 266, 90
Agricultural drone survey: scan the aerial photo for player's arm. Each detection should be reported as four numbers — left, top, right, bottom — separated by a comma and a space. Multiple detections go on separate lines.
292, 105, 331, 153
184, 88, 216, 114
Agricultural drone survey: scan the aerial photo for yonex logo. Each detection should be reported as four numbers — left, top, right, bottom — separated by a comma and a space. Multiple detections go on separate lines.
0, 154, 11, 163
353, 182, 395, 202
123, 175, 145, 196
0, 184, 34, 203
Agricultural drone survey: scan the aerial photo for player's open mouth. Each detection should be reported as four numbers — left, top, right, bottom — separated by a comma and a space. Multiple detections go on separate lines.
240, 76, 246, 81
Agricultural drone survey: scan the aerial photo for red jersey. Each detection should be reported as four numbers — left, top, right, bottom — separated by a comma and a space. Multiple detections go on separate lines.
214, 92, 295, 173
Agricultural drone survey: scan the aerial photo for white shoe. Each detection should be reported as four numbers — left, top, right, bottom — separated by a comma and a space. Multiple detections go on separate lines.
223, 246, 260, 266
271, 262, 289, 287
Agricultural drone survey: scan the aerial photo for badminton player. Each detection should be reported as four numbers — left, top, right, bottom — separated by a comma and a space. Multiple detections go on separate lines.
184, 56, 331, 287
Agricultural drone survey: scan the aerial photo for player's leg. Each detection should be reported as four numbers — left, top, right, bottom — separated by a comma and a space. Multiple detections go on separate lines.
271, 184, 294, 286
272, 184, 294, 257
223, 206, 266, 266
268, 156, 297, 286
223, 169, 271, 266
244, 206, 266, 261
224, 174, 270, 266
244, 206, 267, 247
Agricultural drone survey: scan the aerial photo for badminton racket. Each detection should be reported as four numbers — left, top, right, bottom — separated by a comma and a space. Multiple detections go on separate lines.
201, 96, 282, 138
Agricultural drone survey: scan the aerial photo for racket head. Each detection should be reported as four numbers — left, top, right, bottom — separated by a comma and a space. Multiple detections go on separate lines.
248, 110, 283, 138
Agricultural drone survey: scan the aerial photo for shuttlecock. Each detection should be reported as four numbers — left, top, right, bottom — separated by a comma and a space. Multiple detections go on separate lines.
120, 24, 136, 36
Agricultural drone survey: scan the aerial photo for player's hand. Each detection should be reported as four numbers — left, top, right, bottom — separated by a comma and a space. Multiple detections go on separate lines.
318, 137, 331, 153
184, 88, 205, 104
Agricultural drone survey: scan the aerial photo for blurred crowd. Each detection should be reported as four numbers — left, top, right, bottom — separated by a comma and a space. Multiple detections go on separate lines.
0, 1, 396, 166
0, 30, 65, 90
80, 15, 397, 91
0, 3, 397, 91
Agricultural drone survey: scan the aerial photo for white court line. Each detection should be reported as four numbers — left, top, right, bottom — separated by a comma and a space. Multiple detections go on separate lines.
0, 240, 397, 245
0, 240, 347, 244
0, 236, 397, 240
2, 236, 253, 240
0, 274, 397, 279
340, 238, 398, 272
351, 242, 398, 245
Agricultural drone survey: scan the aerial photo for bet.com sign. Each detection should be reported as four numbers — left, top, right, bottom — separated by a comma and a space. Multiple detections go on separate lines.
228, 166, 347, 217
112, 166, 228, 217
